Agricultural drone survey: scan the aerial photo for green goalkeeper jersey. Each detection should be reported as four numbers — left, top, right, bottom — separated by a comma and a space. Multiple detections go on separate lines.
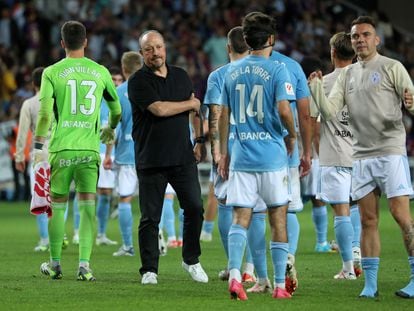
36, 57, 121, 153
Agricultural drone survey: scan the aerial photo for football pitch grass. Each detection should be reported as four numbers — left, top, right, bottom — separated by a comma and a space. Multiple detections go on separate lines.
0, 198, 413, 310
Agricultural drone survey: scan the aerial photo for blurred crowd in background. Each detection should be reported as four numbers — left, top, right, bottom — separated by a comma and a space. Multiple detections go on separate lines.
1, 0, 414, 200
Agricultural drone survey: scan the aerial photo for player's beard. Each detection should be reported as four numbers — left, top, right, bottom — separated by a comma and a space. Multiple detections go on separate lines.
149, 57, 164, 70
355, 45, 375, 61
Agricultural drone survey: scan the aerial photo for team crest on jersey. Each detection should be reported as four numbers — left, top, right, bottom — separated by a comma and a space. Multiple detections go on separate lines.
370, 72, 381, 85
285, 83, 294, 95
283, 174, 289, 185
336, 109, 349, 126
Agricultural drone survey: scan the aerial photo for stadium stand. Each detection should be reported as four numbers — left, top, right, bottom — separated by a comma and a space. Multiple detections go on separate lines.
1, 0, 414, 198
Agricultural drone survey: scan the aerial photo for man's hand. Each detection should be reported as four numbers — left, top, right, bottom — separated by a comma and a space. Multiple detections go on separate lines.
189, 94, 201, 112
103, 155, 113, 170
32, 149, 43, 166
212, 150, 221, 166
404, 88, 414, 110
285, 135, 296, 156
308, 70, 323, 84
15, 161, 26, 173
193, 142, 207, 163
100, 126, 115, 144
299, 153, 311, 177
217, 154, 229, 180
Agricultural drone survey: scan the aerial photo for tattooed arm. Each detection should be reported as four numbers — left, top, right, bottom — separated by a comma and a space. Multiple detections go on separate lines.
208, 104, 222, 164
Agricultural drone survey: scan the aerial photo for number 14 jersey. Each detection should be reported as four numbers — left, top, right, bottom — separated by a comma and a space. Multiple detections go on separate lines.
220, 55, 296, 172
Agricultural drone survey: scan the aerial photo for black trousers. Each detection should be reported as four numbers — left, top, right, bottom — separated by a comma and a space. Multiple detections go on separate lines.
11, 159, 30, 201
136, 162, 204, 275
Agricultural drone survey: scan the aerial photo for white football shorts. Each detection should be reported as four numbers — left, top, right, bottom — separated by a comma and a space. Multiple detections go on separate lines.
115, 164, 138, 197
352, 155, 413, 200
165, 183, 176, 195
226, 168, 290, 208
317, 166, 352, 204
288, 167, 303, 212
213, 167, 267, 212
300, 158, 319, 197
97, 154, 115, 189
212, 167, 228, 201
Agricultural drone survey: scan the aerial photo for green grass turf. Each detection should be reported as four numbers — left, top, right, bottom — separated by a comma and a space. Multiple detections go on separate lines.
0, 198, 413, 310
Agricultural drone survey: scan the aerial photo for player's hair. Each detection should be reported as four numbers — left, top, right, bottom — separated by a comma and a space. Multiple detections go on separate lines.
109, 66, 122, 76
330, 32, 355, 61
32, 67, 44, 88
351, 16, 376, 28
138, 30, 164, 49
227, 26, 249, 54
121, 51, 142, 75
61, 21, 86, 50
300, 56, 323, 77
242, 12, 277, 50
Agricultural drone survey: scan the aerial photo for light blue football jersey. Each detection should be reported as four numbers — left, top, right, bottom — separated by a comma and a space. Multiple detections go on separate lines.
269, 51, 310, 167
220, 55, 296, 171
99, 100, 115, 156
204, 64, 231, 106
204, 61, 237, 154
204, 62, 238, 153
114, 81, 135, 165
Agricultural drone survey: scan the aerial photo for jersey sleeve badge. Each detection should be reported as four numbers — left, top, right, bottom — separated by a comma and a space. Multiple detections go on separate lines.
285, 82, 294, 96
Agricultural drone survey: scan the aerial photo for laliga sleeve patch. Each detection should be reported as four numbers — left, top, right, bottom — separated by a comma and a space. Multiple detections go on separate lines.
285, 82, 294, 96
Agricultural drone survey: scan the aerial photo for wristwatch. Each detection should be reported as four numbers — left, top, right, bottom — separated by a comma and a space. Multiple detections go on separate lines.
195, 136, 206, 144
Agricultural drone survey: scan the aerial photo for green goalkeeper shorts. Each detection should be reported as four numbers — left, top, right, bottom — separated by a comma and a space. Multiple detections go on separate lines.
49, 150, 100, 196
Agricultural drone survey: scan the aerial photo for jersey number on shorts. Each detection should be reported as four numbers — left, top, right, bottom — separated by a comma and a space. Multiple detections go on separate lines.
67, 80, 97, 115
231, 84, 264, 125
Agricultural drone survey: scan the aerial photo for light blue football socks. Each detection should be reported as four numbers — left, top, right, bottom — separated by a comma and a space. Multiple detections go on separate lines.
217, 203, 232, 257
118, 202, 133, 247
350, 204, 361, 248
96, 194, 110, 235
360, 257, 379, 297
228, 224, 247, 272
312, 205, 328, 245
334, 216, 353, 263
270, 241, 289, 287
287, 212, 300, 255
247, 213, 267, 279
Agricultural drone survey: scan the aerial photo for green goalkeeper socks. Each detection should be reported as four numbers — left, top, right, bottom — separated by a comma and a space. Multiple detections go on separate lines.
78, 200, 96, 263
49, 202, 67, 262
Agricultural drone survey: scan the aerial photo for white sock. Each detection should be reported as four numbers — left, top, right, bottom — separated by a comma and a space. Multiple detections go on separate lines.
243, 263, 254, 275
51, 260, 60, 268
275, 282, 286, 289
258, 277, 269, 285
343, 260, 354, 273
79, 261, 89, 269
229, 269, 242, 282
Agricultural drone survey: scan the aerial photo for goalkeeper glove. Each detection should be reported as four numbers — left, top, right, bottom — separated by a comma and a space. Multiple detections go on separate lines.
32, 141, 45, 166
100, 125, 115, 144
